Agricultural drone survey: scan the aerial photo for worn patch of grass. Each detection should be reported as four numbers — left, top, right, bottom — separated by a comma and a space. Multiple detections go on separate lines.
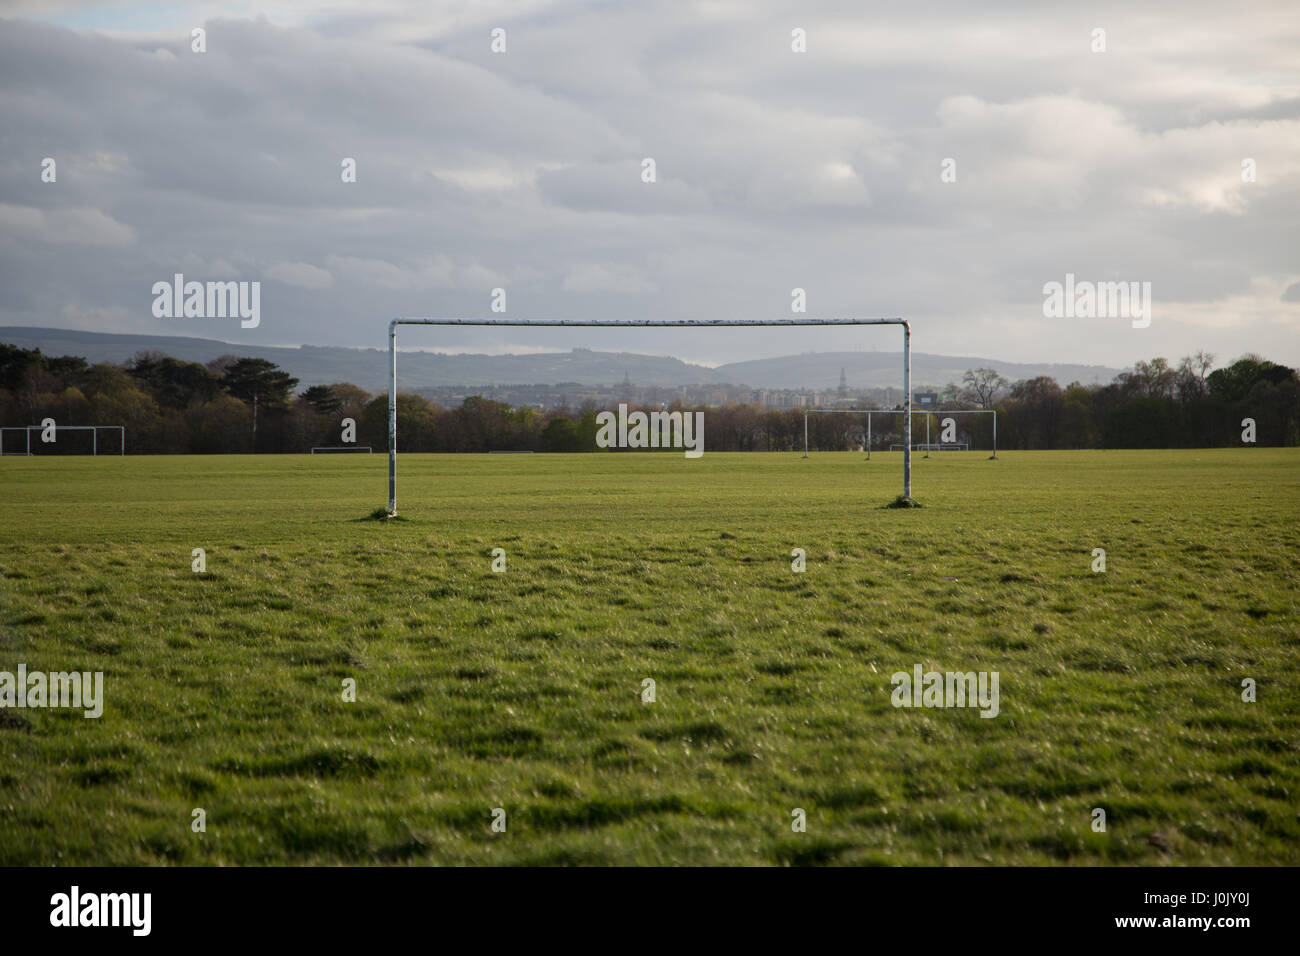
0, 449, 1296, 865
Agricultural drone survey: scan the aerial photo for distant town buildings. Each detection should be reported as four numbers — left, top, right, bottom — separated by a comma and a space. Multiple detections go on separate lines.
413, 381, 914, 411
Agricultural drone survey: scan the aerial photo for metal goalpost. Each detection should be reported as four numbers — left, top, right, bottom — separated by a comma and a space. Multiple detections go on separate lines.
802, 407, 997, 459
387, 318, 912, 515
0, 425, 125, 456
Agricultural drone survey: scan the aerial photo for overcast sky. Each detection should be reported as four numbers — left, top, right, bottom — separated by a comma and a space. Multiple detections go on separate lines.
1, 0, 1296, 370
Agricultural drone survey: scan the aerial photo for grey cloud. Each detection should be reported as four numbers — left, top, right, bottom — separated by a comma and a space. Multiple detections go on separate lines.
0, 2, 1296, 369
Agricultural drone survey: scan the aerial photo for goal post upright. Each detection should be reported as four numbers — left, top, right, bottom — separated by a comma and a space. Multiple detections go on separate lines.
903, 320, 911, 495
387, 317, 912, 515
388, 320, 398, 513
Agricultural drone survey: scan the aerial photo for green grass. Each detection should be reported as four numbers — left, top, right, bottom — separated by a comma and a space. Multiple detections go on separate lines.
1, 449, 1297, 865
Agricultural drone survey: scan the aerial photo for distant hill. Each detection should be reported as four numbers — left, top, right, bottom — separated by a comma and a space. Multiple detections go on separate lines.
0, 327, 1125, 391
718, 351, 1122, 389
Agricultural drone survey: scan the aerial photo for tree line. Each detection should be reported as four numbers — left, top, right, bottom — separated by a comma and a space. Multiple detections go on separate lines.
0, 343, 1295, 453
964, 354, 1299, 449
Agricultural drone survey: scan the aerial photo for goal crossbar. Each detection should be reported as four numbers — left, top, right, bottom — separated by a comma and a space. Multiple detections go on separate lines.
387, 318, 912, 514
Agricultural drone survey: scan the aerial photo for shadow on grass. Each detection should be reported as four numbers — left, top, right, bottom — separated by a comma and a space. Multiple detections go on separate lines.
884, 495, 923, 509
355, 507, 412, 522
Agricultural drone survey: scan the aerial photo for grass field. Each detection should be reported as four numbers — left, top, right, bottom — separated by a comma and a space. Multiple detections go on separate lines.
1, 449, 1297, 865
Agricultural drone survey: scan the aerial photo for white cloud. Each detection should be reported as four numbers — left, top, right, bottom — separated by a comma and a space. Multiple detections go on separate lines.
265, 261, 335, 289
1168, 275, 1300, 330
325, 254, 501, 290
0, 203, 136, 247
562, 263, 658, 295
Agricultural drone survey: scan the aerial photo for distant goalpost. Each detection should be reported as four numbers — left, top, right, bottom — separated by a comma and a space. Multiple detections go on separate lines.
387, 318, 913, 515
802, 408, 995, 459
0, 425, 125, 456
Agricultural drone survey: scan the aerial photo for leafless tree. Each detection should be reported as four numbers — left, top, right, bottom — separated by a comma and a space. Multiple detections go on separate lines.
961, 367, 1007, 408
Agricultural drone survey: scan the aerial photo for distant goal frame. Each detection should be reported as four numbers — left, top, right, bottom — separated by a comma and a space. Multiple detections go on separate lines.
387, 318, 913, 515
801, 407, 997, 459
1, 425, 125, 456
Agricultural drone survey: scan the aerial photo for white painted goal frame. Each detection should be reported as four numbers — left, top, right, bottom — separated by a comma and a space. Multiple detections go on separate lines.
0, 425, 125, 456
387, 318, 912, 514
801, 408, 996, 459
